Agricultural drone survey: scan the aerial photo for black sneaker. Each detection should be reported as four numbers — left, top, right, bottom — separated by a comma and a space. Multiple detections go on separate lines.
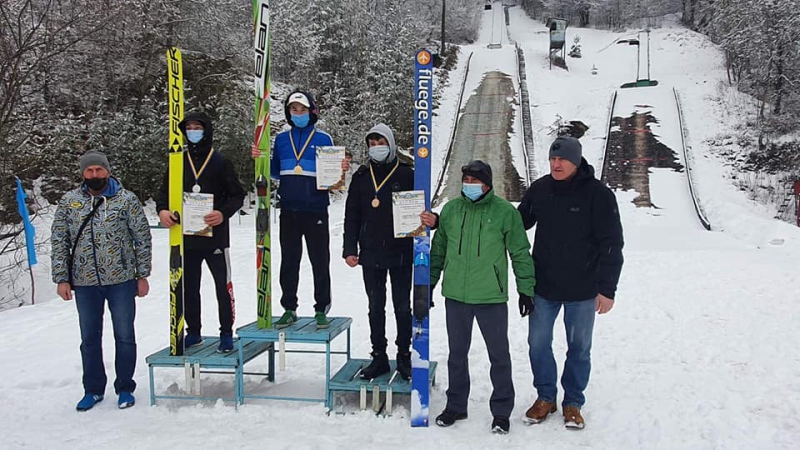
435, 410, 468, 427
396, 350, 412, 381
491, 416, 510, 434
359, 352, 390, 380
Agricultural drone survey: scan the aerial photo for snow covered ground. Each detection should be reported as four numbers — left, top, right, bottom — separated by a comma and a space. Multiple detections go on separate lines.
1, 4, 799, 450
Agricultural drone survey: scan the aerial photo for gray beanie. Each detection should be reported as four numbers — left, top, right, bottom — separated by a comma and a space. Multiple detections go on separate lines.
79, 150, 111, 173
549, 136, 582, 168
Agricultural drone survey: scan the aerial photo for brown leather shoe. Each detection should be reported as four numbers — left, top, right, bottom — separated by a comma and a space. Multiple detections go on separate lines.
563, 406, 585, 430
523, 399, 557, 424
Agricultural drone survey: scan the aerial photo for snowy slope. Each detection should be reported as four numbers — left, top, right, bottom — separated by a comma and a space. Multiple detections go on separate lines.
1, 4, 799, 450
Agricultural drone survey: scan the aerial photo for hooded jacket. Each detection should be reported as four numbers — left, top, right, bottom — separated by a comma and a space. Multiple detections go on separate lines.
517, 158, 624, 301
430, 189, 535, 305
155, 111, 246, 250
343, 124, 414, 268
270, 91, 335, 213
52, 177, 152, 286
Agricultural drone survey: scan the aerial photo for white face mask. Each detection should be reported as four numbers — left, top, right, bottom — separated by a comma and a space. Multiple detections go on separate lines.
369, 145, 391, 162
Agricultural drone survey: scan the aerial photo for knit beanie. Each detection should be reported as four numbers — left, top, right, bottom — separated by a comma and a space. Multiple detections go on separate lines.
549, 136, 582, 168
79, 150, 111, 173
461, 160, 493, 188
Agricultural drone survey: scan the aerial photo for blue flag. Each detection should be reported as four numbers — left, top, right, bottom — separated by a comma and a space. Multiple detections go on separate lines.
15, 177, 37, 267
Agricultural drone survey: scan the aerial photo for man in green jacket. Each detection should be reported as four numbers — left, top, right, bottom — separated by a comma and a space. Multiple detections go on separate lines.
429, 160, 536, 435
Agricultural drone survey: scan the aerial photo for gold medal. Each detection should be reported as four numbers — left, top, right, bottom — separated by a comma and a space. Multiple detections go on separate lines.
289, 129, 316, 176
371, 198, 380, 208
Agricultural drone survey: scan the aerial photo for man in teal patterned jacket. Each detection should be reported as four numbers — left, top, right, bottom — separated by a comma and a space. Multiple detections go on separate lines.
51, 150, 152, 412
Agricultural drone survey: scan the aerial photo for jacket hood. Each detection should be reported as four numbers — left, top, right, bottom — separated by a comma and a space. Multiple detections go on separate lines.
81, 176, 121, 197
179, 111, 214, 154
365, 123, 397, 163
574, 157, 595, 181
284, 90, 319, 129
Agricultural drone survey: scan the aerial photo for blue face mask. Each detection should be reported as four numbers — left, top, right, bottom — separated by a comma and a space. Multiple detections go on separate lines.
186, 130, 204, 144
292, 113, 310, 128
369, 145, 391, 162
462, 183, 484, 201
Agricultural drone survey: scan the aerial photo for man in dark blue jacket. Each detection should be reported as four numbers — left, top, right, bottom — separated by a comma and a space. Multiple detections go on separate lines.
517, 136, 624, 430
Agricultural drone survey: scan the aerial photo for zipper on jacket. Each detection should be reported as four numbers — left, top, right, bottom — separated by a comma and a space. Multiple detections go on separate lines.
457, 211, 467, 255
493, 264, 504, 293
477, 219, 483, 257
90, 198, 103, 286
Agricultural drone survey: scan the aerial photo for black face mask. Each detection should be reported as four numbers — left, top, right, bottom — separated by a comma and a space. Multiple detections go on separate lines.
84, 177, 108, 191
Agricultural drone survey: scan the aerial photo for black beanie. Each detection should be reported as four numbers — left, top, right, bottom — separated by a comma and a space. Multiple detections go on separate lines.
461, 160, 493, 188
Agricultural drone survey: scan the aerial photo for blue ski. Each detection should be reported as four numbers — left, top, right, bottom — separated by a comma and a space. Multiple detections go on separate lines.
411, 48, 433, 427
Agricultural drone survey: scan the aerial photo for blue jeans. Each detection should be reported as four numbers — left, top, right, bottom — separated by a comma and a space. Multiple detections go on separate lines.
527, 295, 595, 408
74, 280, 137, 395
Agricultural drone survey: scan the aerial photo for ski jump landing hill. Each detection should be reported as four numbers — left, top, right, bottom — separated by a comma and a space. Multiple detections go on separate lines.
601, 86, 711, 231
433, 3, 715, 236
434, 1, 530, 206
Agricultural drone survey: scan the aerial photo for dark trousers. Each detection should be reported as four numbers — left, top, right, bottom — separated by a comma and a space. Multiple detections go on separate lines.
74, 279, 137, 395
362, 265, 412, 354
279, 211, 331, 313
444, 298, 514, 418
184, 247, 235, 336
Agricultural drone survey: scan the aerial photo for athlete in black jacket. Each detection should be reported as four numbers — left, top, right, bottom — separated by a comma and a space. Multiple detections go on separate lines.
156, 111, 246, 353
343, 123, 421, 380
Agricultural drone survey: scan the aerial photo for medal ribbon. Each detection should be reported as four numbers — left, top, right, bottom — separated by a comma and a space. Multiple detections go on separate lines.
369, 159, 400, 198
187, 148, 215, 186
289, 129, 317, 168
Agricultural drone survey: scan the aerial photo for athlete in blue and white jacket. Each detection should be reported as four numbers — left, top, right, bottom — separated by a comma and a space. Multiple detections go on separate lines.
254, 91, 348, 328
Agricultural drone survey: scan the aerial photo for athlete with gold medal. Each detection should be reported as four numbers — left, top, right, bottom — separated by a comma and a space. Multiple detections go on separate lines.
251, 91, 350, 329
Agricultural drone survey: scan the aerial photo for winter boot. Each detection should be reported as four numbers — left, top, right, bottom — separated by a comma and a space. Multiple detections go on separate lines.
523, 399, 557, 424
359, 351, 390, 380
396, 350, 412, 381
563, 406, 585, 430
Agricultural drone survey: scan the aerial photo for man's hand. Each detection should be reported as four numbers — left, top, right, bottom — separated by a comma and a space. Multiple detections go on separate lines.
57, 282, 73, 301
420, 211, 438, 228
159, 210, 178, 228
596, 294, 614, 314
519, 293, 534, 317
137, 278, 150, 297
251, 145, 263, 159
345, 255, 359, 267
341, 156, 351, 172
204, 210, 224, 227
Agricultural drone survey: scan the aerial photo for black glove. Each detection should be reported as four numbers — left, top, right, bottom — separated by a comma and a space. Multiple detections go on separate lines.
518, 293, 533, 317
429, 282, 437, 309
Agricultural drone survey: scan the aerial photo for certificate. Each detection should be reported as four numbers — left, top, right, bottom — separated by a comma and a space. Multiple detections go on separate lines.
183, 192, 214, 237
392, 190, 427, 238
316, 146, 346, 191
